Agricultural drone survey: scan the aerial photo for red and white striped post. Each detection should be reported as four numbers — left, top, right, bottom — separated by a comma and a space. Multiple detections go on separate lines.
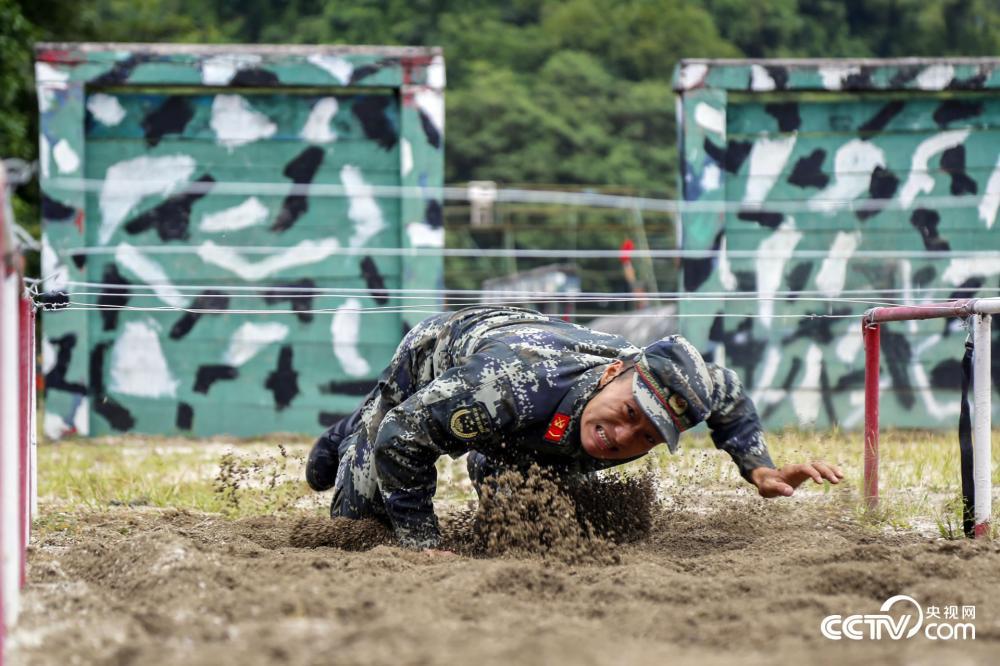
863, 320, 880, 510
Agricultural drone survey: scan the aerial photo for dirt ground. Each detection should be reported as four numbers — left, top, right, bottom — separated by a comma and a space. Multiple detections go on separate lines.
10, 471, 1000, 666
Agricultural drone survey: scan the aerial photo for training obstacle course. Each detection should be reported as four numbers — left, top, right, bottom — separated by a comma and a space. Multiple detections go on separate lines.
863, 298, 997, 537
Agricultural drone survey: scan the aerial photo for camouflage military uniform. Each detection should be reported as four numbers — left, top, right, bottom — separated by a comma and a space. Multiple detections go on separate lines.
322, 306, 775, 548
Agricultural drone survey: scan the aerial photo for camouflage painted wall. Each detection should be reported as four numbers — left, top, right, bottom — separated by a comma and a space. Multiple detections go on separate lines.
673, 58, 1000, 429
35, 43, 444, 438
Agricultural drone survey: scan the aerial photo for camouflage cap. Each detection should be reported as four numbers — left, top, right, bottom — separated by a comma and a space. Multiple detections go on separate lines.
631, 335, 713, 453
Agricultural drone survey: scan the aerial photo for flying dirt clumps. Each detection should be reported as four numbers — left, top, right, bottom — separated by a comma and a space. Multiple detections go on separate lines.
468, 465, 658, 563
289, 516, 393, 550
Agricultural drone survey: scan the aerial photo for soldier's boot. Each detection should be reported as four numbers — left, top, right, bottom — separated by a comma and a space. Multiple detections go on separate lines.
306, 409, 362, 491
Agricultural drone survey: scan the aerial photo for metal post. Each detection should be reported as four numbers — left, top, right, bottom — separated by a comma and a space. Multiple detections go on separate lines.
972, 313, 992, 537
863, 321, 881, 510
17, 297, 29, 586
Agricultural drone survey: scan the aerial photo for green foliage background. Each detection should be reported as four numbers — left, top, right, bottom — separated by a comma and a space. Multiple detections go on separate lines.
3, 0, 1000, 302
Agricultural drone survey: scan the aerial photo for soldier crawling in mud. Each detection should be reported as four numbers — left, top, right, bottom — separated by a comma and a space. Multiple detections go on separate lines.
306, 306, 844, 551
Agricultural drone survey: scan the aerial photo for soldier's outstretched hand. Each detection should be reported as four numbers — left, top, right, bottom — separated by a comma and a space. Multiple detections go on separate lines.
750, 462, 844, 498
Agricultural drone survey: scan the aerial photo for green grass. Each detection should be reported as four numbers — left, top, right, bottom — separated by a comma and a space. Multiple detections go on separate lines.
36, 428, 1000, 537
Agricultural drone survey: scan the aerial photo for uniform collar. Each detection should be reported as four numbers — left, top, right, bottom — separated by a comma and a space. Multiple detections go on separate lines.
540, 365, 606, 448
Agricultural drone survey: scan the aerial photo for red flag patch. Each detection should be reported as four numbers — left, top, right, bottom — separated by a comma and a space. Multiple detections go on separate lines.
544, 412, 571, 443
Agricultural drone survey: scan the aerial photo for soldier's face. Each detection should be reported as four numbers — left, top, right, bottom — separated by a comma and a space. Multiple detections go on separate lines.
580, 361, 661, 460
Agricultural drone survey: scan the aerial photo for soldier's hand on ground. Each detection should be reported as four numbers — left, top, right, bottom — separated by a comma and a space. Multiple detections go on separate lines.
750, 462, 844, 498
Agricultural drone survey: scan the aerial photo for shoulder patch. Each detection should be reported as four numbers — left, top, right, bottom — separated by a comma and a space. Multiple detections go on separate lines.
449, 402, 492, 441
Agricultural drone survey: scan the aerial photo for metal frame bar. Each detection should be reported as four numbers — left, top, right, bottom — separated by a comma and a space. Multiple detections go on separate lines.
863, 297, 998, 537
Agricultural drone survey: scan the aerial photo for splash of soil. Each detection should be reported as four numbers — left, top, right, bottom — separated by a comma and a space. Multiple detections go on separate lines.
289, 516, 393, 550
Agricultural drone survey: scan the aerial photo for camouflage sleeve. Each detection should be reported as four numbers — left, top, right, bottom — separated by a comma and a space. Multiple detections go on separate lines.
703, 363, 776, 483
372, 352, 515, 549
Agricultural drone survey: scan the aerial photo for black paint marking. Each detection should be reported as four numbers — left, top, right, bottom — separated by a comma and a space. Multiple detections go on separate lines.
352, 95, 397, 150
834, 369, 865, 392
708, 316, 765, 384
418, 110, 441, 148
913, 266, 937, 287
856, 166, 900, 221
265, 280, 316, 323
141, 96, 194, 147
703, 138, 752, 174
681, 230, 723, 292
787, 149, 829, 189
737, 210, 783, 229
940, 145, 978, 196
319, 411, 350, 427
930, 359, 963, 389
360, 256, 389, 305
319, 379, 377, 396
193, 365, 239, 394
764, 66, 788, 90
784, 309, 850, 345
71, 253, 87, 270
819, 360, 837, 426
98, 264, 132, 331
764, 102, 800, 132
843, 66, 874, 89
910, 208, 951, 251
176, 402, 194, 430
124, 174, 215, 241
933, 99, 983, 127
948, 277, 983, 301
425, 199, 443, 228
169, 291, 230, 339
859, 100, 904, 134
45, 333, 87, 396
42, 195, 76, 221
734, 271, 756, 292
888, 65, 923, 87
89, 342, 136, 431
786, 262, 813, 295
273, 146, 326, 232
950, 71, 988, 90
230, 68, 280, 86
879, 329, 914, 409
265, 346, 299, 410
90, 55, 148, 86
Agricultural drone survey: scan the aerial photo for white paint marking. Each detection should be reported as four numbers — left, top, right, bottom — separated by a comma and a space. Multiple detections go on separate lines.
791, 344, 823, 425
427, 55, 446, 88
414, 89, 444, 135
401, 138, 414, 177
809, 140, 885, 213
898, 129, 970, 209
331, 298, 370, 377
978, 153, 1000, 230
99, 155, 196, 245
835, 330, 862, 364
941, 256, 1000, 285
116, 243, 190, 308
52, 139, 80, 174
300, 97, 339, 144
223, 322, 290, 367
750, 346, 785, 408
341, 165, 385, 248
41, 234, 68, 292
211, 95, 277, 149
911, 362, 960, 420
755, 219, 802, 328
39, 135, 50, 179
199, 197, 269, 233
406, 221, 444, 248
815, 231, 860, 298
308, 55, 354, 84
678, 64, 708, 90
201, 54, 262, 85
198, 238, 341, 281
750, 65, 776, 91
718, 235, 737, 291
43, 412, 70, 440
87, 93, 126, 126
915, 64, 955, 90
72, 397, 89, 435
35, 63, 68, 113
694, 102, 725, 135
743, 134, 797, 205
700, 162, 721, 192
817, 65, 860, 91
109, 319, 179, 398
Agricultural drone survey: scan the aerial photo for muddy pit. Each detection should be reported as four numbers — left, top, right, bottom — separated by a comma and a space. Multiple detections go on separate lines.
12, 468, 1000, 665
